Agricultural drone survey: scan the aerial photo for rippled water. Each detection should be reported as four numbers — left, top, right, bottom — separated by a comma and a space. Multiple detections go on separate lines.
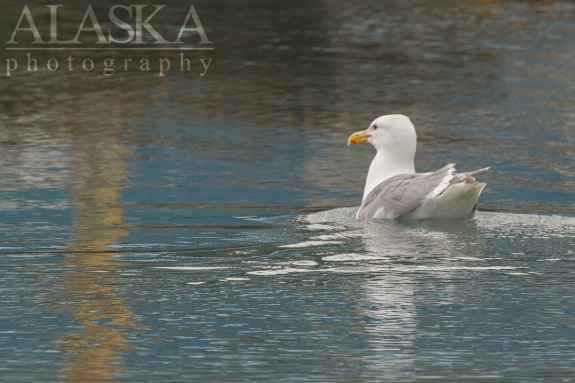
1, 0, 575, 382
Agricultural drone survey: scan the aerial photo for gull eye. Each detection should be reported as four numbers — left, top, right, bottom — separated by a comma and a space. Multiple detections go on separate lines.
373, 124, 378, 130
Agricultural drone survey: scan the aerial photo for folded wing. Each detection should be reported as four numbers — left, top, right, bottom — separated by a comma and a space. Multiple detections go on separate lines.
357, 164, 488, 220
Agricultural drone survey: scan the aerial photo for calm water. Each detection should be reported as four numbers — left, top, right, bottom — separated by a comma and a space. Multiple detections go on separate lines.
1, 1, 575, 382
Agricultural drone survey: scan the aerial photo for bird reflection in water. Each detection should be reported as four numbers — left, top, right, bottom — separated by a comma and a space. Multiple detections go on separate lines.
360, 218, 482, 377
307, 208, 482, 378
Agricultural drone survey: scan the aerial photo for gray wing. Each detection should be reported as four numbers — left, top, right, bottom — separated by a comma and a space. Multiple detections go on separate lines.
357, 164, 455, 221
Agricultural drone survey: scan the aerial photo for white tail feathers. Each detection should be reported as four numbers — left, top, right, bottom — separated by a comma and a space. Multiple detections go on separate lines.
467, 167, 490, 177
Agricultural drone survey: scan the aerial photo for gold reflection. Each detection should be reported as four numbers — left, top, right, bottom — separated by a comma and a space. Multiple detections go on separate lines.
56, 123, 138, 382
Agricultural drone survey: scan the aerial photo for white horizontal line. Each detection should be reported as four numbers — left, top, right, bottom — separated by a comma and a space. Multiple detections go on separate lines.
5, 47, 213, 51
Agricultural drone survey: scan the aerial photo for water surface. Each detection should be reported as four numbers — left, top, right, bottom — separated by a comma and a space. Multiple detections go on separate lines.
1, 1, 575, 382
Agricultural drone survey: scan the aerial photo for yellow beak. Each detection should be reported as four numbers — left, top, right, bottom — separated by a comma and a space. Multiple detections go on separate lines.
348, 130, 369, 146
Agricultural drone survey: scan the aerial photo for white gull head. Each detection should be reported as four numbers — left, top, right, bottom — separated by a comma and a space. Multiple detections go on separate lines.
348, 114, 417, 201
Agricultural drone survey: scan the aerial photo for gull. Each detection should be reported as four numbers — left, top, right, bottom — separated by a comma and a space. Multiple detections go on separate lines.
348, 114, 488, 220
